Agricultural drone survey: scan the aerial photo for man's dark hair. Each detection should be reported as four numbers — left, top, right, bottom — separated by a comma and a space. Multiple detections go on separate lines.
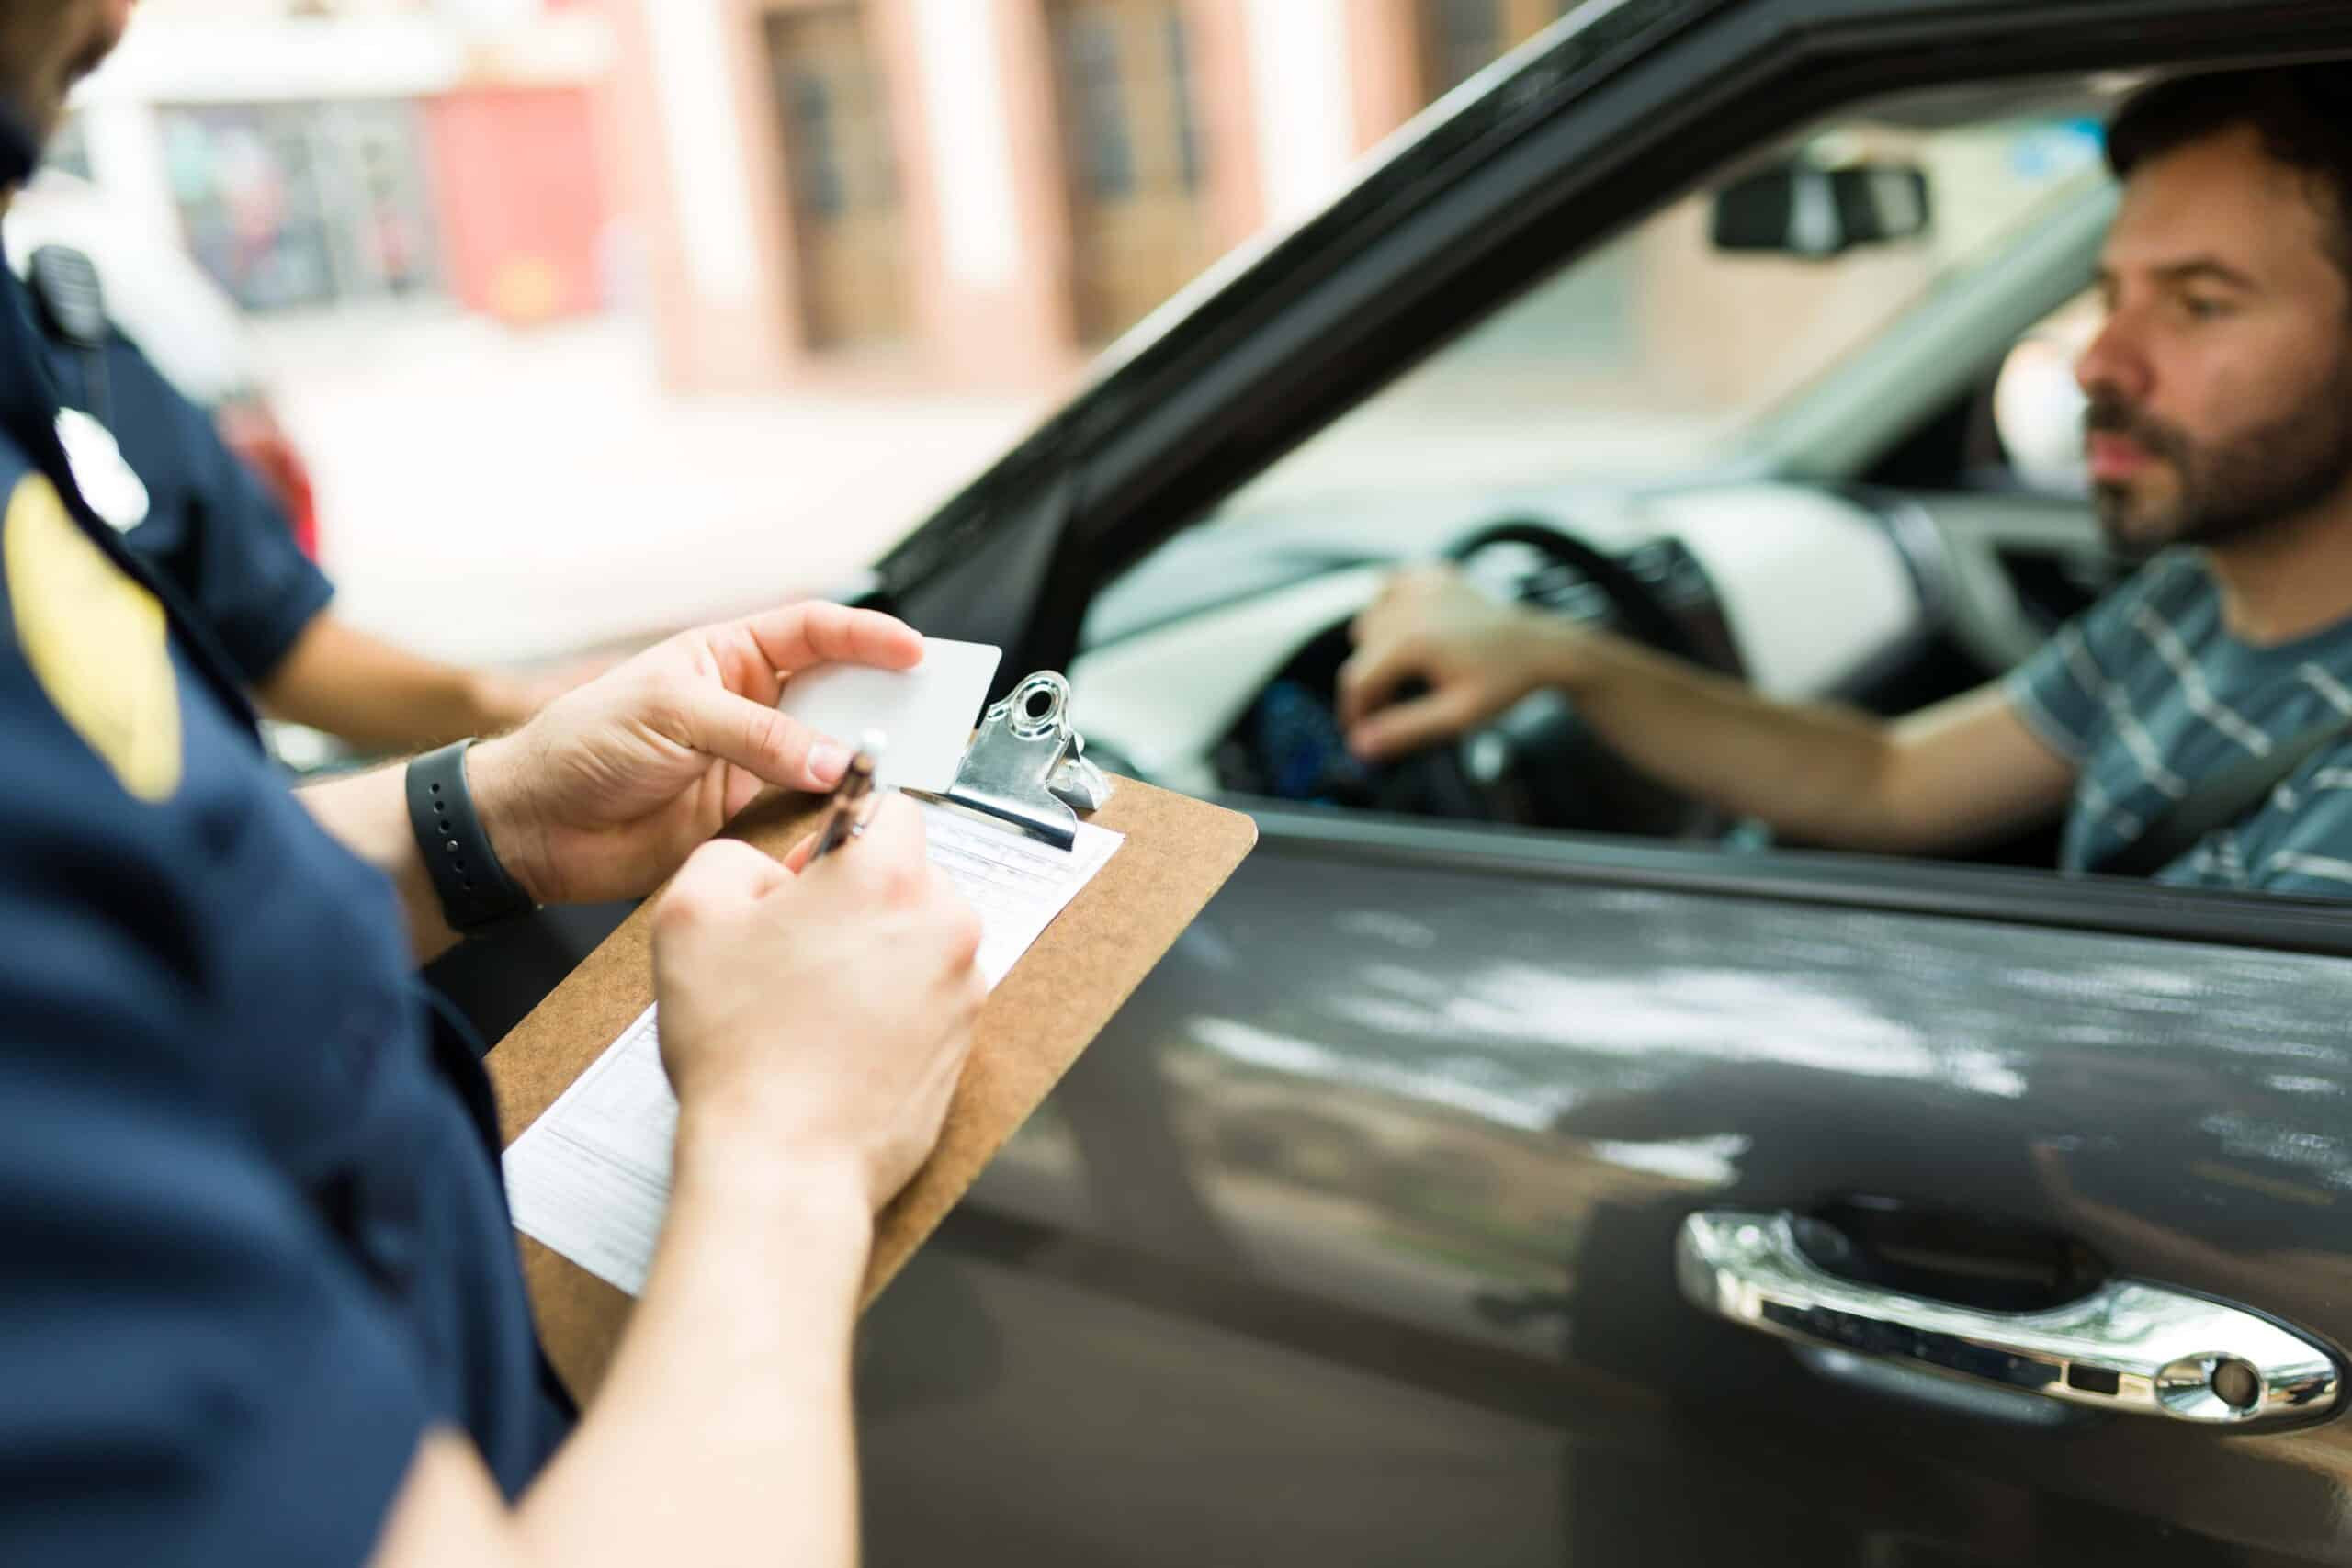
2107, 64, 2352, 274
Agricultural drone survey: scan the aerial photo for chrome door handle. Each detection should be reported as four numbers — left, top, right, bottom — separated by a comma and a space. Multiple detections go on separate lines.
1678, 1210, 2341, 1429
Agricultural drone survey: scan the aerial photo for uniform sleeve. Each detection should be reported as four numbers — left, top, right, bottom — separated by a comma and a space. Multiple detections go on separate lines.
2002, 558, 2169, 763
120, 341, 334, 685
0, 878, 430, 1565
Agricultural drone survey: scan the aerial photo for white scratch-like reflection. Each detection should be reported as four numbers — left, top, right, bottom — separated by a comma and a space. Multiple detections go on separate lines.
1191, 1017, 1580, 1132
1588, 1134, 1751, 1186
1173, 922, 1242, 973
2201, 1111, 2350, 1177
1335, 962, 2032, 1094
1949, 1048, 2030, 1100
1334, 910, 1440, 951
2267, 1074, 2346, 1098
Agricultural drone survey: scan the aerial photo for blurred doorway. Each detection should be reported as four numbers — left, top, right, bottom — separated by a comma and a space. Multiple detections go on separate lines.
766, 3, 910, 349
1417, 0, 1577, 100
1046, 0, 1216, 343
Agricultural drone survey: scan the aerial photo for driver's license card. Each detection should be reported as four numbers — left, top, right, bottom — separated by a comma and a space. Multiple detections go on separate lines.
775, 637, 1002, 794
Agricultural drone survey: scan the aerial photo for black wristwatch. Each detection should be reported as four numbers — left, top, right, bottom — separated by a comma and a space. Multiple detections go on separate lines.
404, 740, 536, 932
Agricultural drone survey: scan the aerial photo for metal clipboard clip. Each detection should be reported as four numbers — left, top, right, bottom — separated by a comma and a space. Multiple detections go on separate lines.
940, 671, 1113, 851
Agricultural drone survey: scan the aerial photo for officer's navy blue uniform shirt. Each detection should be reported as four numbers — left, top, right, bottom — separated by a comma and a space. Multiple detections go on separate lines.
25, 270, 334, 686
0, 254, 567, 1563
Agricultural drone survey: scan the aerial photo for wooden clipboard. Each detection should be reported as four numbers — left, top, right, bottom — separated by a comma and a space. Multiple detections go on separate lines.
485, 775, 1256, 1404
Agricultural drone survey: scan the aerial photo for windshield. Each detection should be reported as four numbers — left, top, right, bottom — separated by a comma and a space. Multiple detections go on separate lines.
1217, 115, 2112, 517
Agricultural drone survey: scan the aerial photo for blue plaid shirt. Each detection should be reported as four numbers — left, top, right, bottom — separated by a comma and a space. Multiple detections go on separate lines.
2006, 549, 2352, 895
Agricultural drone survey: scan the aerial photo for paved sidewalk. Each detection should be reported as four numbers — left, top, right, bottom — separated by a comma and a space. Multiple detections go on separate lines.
253, 307, 1046, 667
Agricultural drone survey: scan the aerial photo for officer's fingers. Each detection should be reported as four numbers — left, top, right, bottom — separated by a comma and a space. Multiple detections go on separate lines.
654, 839, 790, 936
795, 792, 932, 905
738, 602, 925, 682
1347, 684, 1486, 762
779, 829, 820, 874
676, 685, 854, 791
678, 838, 792, 898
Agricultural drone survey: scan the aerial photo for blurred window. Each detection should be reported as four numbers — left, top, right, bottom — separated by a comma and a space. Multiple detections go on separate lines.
1049, 0, 1216, 341
1057, 10, 1137, 200
1425, 0, 1502, 95
1165, 7, 1202, 194
786, 71, 846, 219
1419, 0, 1578, 100
159, 100, 439, 312
1221, 116, 2109, 514
765, 4, 909, 348
1084, 101, 2135, 891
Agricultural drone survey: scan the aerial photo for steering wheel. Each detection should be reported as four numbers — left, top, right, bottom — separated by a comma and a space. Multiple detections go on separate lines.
1221, 514, 1717, 836
1442, 518, 1706, 662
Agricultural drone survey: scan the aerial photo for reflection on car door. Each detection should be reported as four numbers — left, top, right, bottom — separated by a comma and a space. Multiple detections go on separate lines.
859, 821, 2352, 1563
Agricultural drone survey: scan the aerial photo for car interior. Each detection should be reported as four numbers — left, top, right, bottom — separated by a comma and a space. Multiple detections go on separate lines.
1066, 73, 2155, 877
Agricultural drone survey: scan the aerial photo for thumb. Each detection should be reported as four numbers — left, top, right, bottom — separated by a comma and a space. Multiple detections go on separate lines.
676, 684, 854, 793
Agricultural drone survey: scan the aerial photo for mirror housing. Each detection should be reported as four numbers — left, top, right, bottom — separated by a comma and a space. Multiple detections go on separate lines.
1711, 160, 1932, 259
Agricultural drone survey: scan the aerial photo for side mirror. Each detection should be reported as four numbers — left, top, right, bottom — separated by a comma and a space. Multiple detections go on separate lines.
1711, 160, 1932, 259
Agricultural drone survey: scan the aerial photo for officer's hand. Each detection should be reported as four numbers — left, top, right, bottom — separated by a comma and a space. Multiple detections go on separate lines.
468, 651, 624, 738
469, 602, 922, 906
1337, 565, 1585, 762
650, 797, 985, 1211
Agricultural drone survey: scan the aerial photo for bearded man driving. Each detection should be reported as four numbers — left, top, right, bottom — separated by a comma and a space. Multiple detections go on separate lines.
1342, 65, 2352, 895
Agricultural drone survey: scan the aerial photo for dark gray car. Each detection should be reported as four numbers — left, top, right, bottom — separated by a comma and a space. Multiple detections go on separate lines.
829, 2, 2352, 1562
436, 0, 2352, 1560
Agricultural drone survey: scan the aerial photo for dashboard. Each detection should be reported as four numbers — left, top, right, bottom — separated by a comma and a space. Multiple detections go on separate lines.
1069, 479, 2108, 803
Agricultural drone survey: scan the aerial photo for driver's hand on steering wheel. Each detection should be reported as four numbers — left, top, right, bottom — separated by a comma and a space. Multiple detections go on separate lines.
1340, 565, 1588, 762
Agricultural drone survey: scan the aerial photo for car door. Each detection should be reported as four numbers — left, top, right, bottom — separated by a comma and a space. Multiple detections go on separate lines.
856, 0, 2352, 1562
861, 836, 2352, 1564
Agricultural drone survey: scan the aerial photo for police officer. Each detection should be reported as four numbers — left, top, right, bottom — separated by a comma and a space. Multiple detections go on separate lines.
0, 6, 985, 1565
7, 224, 586, 753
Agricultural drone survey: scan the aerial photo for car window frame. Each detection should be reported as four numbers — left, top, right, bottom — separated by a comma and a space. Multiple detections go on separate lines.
885, 0, 2352, 957
1238, 804, 2352, 961
886, 0, 2350, 640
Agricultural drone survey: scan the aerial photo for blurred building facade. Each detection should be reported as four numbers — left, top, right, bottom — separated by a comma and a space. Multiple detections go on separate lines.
65, 0, 621, 324
608, 0, 1577, 393
62, 1, 1577, 389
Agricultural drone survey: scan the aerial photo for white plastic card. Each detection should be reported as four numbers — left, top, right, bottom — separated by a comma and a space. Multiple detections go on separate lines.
775, 637, 1001, 793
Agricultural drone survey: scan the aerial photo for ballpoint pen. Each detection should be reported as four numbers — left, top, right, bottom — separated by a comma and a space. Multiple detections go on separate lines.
808, 729, 888, 863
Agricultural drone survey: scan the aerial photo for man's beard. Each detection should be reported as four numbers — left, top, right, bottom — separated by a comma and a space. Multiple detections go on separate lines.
0, 95, 38, 189
0, 13, 124, 186
2087, 352, 2352, 558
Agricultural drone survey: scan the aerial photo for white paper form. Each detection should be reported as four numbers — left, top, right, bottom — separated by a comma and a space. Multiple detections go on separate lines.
503, 800, 1124, 1296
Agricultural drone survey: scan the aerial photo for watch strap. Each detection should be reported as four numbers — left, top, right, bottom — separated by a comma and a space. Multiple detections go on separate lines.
405, 740, 535, 932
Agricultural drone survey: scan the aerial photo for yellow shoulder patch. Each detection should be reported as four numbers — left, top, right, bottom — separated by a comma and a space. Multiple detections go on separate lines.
5, 474, 182, 802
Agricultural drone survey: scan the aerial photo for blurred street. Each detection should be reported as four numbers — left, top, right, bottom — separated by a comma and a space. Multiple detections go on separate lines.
253, 307, 1048, 666
63, 0, 1615, 674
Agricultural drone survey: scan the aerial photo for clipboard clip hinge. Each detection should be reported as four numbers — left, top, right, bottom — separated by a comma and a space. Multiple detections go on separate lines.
942, 671, 1112, 850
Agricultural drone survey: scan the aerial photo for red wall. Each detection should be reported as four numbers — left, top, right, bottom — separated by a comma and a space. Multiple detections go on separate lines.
424, 86, 610, 323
